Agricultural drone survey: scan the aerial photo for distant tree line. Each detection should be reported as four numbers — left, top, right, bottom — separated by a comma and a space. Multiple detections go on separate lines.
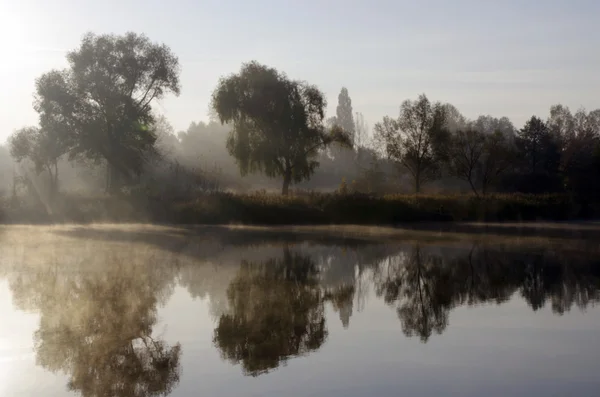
4, 31, 600, 202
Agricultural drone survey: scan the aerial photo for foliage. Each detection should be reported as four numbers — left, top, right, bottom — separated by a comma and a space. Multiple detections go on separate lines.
211, 61, 352, 195
34, 32, 180, 193
8, 126, 68, 196
513, 116, 562, 193
447, 129, 514, 196
8, 244, 181, 396
374, 94, 450, 193
213, 248, 327, 376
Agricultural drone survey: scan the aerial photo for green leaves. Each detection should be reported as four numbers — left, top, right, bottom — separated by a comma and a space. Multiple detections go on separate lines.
33, 32, 181, 192
211, 61, 350, 194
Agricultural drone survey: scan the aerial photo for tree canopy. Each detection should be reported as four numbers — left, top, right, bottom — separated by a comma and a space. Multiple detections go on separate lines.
374, 94, 449, 193
33, 32, 180, 193
211, 61, 352, 195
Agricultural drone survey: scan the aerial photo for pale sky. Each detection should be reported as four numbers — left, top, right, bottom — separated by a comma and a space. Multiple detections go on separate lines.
1, 0, 599, 142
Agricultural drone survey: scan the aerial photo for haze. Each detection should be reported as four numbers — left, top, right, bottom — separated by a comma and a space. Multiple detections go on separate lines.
2, 0, 600, 141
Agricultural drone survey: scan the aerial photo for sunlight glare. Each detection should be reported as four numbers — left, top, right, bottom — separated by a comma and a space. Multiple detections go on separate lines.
0, 4, 29, 54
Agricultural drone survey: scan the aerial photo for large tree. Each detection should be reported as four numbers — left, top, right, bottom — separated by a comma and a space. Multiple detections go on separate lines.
34, 32, 180, 193
211, 61, 352, 195
374, 94, 449, 193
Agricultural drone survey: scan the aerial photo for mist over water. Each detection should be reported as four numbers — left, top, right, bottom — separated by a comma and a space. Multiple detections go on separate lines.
1, 225, 599, 397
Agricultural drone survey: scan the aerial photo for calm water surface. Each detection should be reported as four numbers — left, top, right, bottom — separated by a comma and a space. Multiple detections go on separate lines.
1, 224, 600, 397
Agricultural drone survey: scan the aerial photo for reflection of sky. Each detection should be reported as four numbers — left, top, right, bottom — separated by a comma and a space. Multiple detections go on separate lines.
150, 286, 600, 397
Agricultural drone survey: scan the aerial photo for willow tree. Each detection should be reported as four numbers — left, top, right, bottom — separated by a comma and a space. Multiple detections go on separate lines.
34, 32, 180, 193
211, 61, 352, 195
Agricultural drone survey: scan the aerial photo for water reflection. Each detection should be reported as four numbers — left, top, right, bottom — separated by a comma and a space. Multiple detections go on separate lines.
372, 244, 600, 341
213, 247, 329, 376
1, 225, 600, 393
1, 237, 182, 396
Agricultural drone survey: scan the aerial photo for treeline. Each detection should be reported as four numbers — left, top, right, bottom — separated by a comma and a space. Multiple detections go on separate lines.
373, 96, 600, 199
2, 31, 600, 215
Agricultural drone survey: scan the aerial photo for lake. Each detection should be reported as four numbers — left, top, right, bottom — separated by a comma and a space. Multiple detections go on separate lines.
1, 224, 600, 397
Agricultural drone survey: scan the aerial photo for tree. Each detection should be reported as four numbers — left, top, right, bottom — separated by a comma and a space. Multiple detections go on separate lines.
473, 115, 516, 138
211, 61, 352, 195
478, 131, 515, 195
8, 126, 68, 196
374, 94, 449, 193
447, 129, 487, 196
447, 128, 515, 196
515, 116, 561, 193
34, 32, 180, 193
336, 87, 355, 144
548, 105, 600, 198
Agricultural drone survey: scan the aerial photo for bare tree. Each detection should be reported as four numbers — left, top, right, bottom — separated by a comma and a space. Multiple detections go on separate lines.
447, 129, 486, 196
374, 94, 449, 193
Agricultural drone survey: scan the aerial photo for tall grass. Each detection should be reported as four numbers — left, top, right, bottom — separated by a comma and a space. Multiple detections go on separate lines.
170, 192, 585, 225
0, 191, 593, 225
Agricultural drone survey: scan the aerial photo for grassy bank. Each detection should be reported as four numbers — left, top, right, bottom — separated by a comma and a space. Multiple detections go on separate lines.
0, 192, 596, 225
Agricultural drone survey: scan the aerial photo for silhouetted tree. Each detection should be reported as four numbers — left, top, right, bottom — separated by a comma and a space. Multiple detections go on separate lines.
478, 131, 515, 195
514, 116, 561, 193
448, 128, 515, 196
374, 94, 449, 193
447, 129, 487, 196
34, 32, 180, 193
548, 106, 600, 200
211, 61, 352, 195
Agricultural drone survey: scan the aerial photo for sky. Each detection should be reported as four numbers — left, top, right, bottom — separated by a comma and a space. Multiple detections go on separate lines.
1, 0, 599, 142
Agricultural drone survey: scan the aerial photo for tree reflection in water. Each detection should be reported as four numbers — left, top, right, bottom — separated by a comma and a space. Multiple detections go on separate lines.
2, 226, 600, 383
372, 243, 600, 342
213, 246, 329, 376
6, 245, 182, 397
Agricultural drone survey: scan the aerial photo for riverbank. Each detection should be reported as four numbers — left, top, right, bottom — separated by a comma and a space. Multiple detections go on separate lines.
0, 192, 596, 225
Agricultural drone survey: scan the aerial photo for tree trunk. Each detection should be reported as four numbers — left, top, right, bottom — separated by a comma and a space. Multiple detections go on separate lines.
415, 177, 421, 194
282, 169, 292, 196
468, 177, 480, 197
